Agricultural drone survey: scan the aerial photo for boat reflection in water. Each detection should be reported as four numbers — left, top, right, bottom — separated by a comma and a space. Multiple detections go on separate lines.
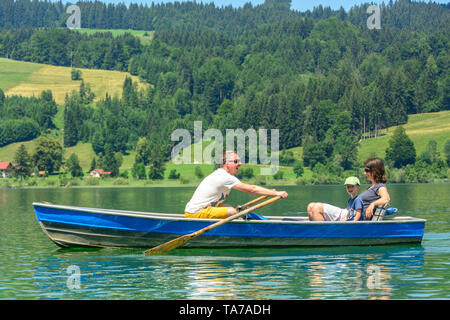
148, 245, 425, 300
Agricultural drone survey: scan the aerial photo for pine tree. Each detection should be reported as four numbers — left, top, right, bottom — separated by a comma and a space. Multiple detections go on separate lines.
0, 88, 5, 106
13, 144, 32, 179
385, 126, 416, 168
147, 136, 166, 180
444, 140, 450, 167
293, 160, 304, 178
416, 55, 439, 112
63, 93, 80, 147
89, 157, 97, 172
31, 136, 63, 174
66, 153, 83, 177
102, 144, 121, 177
135, 137, 151, 165
132, 161, 146, 179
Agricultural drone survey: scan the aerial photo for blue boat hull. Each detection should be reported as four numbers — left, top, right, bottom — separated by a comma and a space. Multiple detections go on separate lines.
33, 203, 426, 249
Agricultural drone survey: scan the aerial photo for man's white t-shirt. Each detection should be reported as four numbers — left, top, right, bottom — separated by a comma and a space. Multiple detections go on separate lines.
185, 168, 241, 213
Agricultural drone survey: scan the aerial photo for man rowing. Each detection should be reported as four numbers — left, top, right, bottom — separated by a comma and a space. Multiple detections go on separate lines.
184, 151, 288, 219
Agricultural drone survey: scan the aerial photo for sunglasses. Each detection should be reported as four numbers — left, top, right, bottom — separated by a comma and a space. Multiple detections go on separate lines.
364, 167, 371, 172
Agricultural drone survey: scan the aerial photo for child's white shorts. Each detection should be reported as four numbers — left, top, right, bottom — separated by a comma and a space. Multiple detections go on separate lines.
323, 204, 349, 221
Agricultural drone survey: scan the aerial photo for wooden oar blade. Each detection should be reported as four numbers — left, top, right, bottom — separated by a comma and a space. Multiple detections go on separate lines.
143, 196, 281, 256
144, 233, 194, 255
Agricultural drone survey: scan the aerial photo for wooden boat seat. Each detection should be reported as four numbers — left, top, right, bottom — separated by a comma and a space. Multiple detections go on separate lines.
371, 203, 390, 221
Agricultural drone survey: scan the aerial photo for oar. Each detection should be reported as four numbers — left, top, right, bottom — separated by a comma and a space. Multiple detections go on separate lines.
238, 195, 270, 220
237, 195, 268, 211
144, 196, 281, 255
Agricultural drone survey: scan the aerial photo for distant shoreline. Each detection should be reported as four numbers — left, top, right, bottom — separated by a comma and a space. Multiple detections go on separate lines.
1, 177, 448, 189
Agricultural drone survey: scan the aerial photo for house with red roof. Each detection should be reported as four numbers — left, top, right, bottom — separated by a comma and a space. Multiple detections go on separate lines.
0, 161, 13, 178
89, 168, 112, 178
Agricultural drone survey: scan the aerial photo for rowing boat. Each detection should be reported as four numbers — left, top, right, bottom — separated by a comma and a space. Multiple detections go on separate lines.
32, 202, 426, 249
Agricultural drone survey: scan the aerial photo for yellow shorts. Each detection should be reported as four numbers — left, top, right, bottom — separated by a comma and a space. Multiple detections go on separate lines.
184, 206, 229, 219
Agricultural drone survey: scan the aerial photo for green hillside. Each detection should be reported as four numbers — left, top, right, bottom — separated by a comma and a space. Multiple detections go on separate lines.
0, 58, 148, 105
1, 109, 448, 174
0, 58, 43, 91
358, 111, 450, 162
283, 111, 450, 165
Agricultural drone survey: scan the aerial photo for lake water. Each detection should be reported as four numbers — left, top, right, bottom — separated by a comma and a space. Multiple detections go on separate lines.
0, 184, 449, 300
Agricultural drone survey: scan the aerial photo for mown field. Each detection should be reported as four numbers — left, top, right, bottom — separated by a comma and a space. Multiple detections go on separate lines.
0, 57, 148, 105
357, 110, 450, 162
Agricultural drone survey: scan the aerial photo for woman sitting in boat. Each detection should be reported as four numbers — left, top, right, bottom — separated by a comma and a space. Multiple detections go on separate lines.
184, 151, 288, 219
307, 157, 391, 221
359, 157, 391, 220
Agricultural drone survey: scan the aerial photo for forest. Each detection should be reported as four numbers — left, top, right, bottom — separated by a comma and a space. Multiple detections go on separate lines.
0, 0, 449, 182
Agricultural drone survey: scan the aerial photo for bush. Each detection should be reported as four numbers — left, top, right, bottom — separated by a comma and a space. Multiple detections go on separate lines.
26, 179, 38, 186
45, 179, 56, 186
113, 178, 129, 185
85, 176, 100, 185
180, 177, 190, 184
71, 68, 82, 80
194, 166, 204, 179
254, 175, 267, 185
59, 175, 69, 186
119, 170, 129, 179
273, 170, 284, 180
279, 150, 296, 166
296, 177, 312, 185
68, 179, 80, 186
293, 160, 304, 178
389, 168, 406, 183
148, 164, 165, 180
236, 166, 254, 179
168, 169, 181, 179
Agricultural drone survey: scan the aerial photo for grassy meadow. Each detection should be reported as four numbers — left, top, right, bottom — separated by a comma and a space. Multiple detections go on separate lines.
0, 57, 148, 105
358, 111, 450, 162
73, 28, 154, 45
0, 58, 43, 91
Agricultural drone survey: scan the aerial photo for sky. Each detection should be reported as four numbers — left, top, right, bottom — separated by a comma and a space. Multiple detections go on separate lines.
62, 1, 449, 12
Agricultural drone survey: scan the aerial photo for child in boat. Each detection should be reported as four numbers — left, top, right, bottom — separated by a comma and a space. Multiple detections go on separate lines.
342, 176, 363, 221
307, 176, 363, 221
